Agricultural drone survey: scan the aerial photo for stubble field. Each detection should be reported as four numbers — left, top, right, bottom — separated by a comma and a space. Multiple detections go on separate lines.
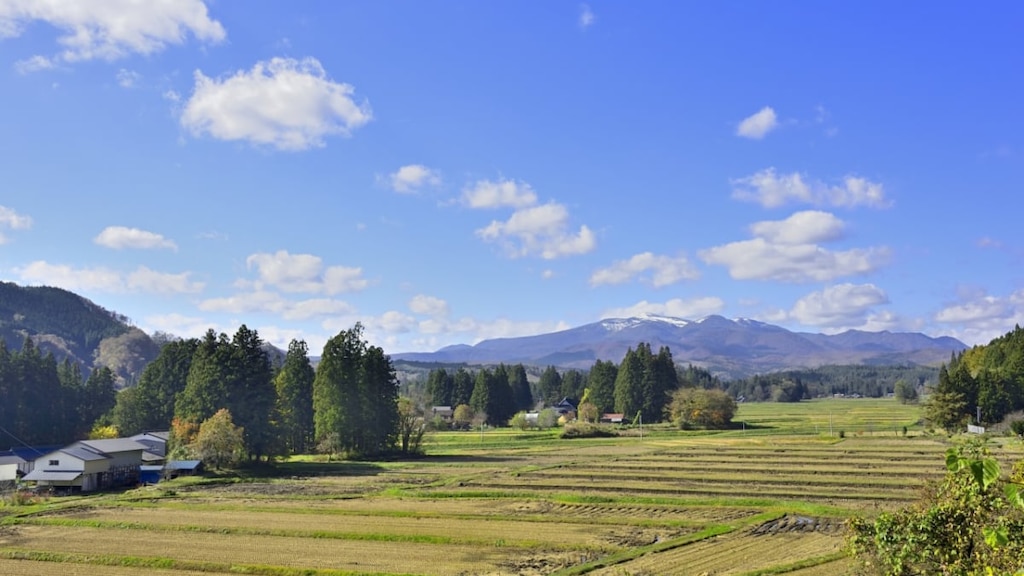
2, 399, 1019, 575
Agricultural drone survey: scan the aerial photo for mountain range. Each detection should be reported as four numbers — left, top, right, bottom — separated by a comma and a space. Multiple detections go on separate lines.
393, 314, 966, 379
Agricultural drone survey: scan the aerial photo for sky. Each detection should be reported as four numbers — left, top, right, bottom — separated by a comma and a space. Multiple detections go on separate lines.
1, 1, 1022, 356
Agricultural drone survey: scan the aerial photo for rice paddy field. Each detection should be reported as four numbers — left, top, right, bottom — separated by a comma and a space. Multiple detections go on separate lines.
2, 398, 1022, 576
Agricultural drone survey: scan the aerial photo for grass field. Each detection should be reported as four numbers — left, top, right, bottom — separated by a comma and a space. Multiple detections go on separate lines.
2, 398, 1020, 575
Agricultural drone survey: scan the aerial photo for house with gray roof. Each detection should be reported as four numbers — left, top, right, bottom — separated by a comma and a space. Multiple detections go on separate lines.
23, 438, 146, 493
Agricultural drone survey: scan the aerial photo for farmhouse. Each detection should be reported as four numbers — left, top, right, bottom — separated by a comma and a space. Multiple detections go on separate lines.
431, 406, 454, 422
23, 438, 147, 493
0, 455, 20, 485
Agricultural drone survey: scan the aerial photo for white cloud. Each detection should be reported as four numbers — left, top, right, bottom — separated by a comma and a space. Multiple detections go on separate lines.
388, 164, 441, 193
748, 210, 845, 245
0, 0, 224, 63
462, 178, 538, 209
0, 205, 32, 243
181, 57, 371, 151
94, 226, 177, 250
199, 290, 354, 321
789, 283, 890, 327
116, 68, 140, 88
700, 238, 889, 283
700, 211, 889, 283
409, 294, 449, 317
245, 250, 368, 295
126, 266, 204, 294
15, 261, 202, 294
477, 202, 596, 259
14, 55, 56, 74
736, 106, 778, 139
590, 252, 699, 287
542, 269, 555, 280
579, 4, 595, 29
933, 290, 1024, 345
601, 297, 726, 320
732, 168, 889, 209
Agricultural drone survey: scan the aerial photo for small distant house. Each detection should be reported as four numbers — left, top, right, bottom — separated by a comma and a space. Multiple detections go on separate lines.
164, 460, 203, 479
553, 398, 577, 419
0, 446, 62, 477
600, 413, 625, 424
431, 406, 454, 422
525, 411, 540, 426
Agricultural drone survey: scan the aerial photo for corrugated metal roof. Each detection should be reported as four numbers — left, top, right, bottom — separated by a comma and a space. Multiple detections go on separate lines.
0, 455, 25, 466
59, 446, 109, 461
23, 470, 82, 482
166, 460, 202, 470
75, 438, 147, 454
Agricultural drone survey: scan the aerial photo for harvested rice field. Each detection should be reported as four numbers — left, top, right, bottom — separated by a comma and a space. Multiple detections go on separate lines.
2, 399, 1018, 575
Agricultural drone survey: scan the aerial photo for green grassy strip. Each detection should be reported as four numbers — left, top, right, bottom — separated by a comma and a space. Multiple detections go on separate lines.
0, 549, 422, 576
549, 523, 737, 576
736, 551, 850, 575
12, 517, 611, 553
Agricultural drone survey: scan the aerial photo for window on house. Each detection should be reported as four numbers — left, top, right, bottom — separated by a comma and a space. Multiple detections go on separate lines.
48, 459, 59, 466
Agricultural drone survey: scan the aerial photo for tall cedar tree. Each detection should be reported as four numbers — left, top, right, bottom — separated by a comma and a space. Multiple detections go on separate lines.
614, 346, 645, 419
451, 367, 475, 407
509, 364, 533, 411
274, 339, 315, 455
560, 369, 586, 402
313, 324, 400, 456
427, 368, 453, 406
112, 338, 198, 436
537, 366, 563, 405
587, 360, 618, 415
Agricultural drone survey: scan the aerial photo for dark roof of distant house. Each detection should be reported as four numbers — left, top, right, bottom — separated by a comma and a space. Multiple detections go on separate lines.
0, 455, 23, 466
0, 446, 62, 461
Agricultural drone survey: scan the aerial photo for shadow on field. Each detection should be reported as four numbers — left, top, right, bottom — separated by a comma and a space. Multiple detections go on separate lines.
415, 454, 524, 464
250, 460, 388, 478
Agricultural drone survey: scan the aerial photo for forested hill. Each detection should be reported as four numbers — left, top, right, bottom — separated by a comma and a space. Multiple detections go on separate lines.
926, 324, 1024, 429
0, 281, 159, 385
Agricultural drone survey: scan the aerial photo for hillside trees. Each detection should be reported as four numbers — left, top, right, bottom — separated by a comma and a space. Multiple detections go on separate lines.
469, 367, 515, 426
112, 338, 198, 436
313, 324, 400, 457
537, 365, 563, 405
274, 339, 315, 455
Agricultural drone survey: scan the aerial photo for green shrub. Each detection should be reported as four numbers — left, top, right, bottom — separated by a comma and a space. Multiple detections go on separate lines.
560, 422, 617, 439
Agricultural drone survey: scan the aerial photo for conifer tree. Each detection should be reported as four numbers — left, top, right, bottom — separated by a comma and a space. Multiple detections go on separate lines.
509, 363, 533, 411
275, 339, 315, 455
587, 359, 618, 415
451, 367, 474, 407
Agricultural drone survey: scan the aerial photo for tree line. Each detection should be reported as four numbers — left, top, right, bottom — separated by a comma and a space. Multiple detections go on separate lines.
110, 323, 408, 459
0, 337, 116, 447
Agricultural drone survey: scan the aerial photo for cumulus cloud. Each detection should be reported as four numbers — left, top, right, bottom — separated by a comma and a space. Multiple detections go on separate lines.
14, 55, 56, 74
388, 164, 441, 193
601, 297, 726, 320
788, 283, 890, 327
94, 226, 177, 250
699, 211, 889, 283
245, 250, 368, 295
1, 0, 224, 65
590, 252, 699, 287
732, 168, 889, 209
462, 178, 537, 209
409, 294, 449, 317
579, 4, 595, 28
0, 205, 32, 243
934, 289, 1024, 345
199, 290, 354, 321
16, 261, 203, 294
477, 202, 596, 259
181, 57, 371, 151
748, 210, 846, 245
141, 313, 215, 340
736, 106, 778, 139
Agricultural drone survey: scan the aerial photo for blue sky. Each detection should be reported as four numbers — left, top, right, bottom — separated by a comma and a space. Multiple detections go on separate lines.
1, 1, 1022, 354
